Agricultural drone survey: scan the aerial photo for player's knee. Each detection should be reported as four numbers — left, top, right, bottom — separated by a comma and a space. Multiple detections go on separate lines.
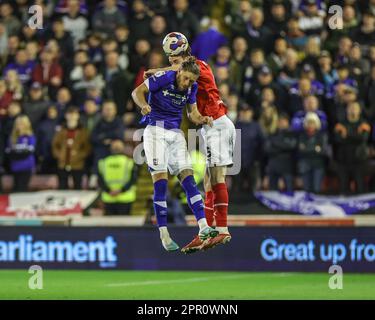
178, 169, 194, 182
152, 172, 168, 183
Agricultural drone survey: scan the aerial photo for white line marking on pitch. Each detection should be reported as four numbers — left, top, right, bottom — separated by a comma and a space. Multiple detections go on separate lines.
106, 274, 250, 287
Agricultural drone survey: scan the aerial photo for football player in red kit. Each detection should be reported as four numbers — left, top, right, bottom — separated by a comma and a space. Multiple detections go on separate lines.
144, 32, 236, 254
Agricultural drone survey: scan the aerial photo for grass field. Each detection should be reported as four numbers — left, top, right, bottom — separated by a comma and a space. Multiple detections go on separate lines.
0, 270, 374, 300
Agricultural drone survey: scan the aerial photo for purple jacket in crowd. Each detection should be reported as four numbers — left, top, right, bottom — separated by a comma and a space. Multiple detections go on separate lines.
191, 27, 227, 62
7, 135, 36, 172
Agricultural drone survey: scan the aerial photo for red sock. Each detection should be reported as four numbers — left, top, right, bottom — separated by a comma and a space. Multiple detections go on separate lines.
204, 191, 215, 226
212, 183, 228, 227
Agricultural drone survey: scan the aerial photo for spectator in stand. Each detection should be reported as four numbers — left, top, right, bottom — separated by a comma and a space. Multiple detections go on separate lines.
301, 37, 321, 71
128, 0, 152, 49
291, 95, 328, 132
91, 100, 125, 172
191, 18, 227, 62
247, 65, 285, 117
259, 104, 279, 136
128, 38, 151, 74
4, 69, 23, 101
134, 49, 164, 88
297, 63, 325, 97
316, 50, 338, 96
0, 21, 7, 55
0, 79, 13, 119
55, 87, 72, 122
147, 15, 168, 51
101, 37, 128, 70
363, 64, 375, 122
0, 2, 21, 36
6, 115, 36, 192
25, 40, 39, 65
226, 0, 252, 36
265, 113, 296, 192
348, 43, 370, 85
242, 48, 266, 97
31, 48, 63, 100
2, 101, 22, 144
45, 18, 75, 64
285, 18, 308, 51
288, 78, 316, 115
3, 49, 35, 85
72, 62, 104, 106
297, 0, 325, 36
234, 104, 264, 194
52, 106, 91, 189
168, 0, 200, 42
333, 102, 371, 194
278, 48, 300, 89
81, 99, 101, 133
350, 11, 375, 50
98, 139, 138, 215
335, 36, 352, 65
23, 82, 51, 130
68, 50, 89, 87
267, 37, 288, 76
5, 35, 21, 66
86, 32, 104, 66
264, 0, 289, 36
297, 112, 329, 193
229, 36, 248, 94
209, 45, 231, 76
101, 50, 133, 116
114, 24, 130, 57
92, 0, 127, 37
62, 0, 89, 46
36, 105, 59, 174
20, 24, 39, 43
242, 7, 273, 54
55, 0, 88, 15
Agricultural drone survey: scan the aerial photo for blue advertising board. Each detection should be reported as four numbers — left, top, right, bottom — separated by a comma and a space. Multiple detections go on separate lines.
0, 226, 374, 272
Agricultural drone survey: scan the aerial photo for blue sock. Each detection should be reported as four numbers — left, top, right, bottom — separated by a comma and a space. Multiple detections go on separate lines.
181, 175, 205, 222
153, 179, 168, 227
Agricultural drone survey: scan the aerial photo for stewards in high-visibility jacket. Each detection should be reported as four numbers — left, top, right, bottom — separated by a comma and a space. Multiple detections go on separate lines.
98, 140, 138, 215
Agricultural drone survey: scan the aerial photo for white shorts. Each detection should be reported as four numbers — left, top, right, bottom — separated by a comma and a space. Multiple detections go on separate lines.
201, 115, 236, 167
143, 125, 192, 175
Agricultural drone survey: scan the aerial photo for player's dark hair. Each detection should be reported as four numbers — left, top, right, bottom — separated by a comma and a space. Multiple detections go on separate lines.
181, 56, 200, 77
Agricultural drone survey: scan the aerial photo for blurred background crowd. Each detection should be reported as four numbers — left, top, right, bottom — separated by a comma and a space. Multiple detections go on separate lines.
0, 0, 375, 209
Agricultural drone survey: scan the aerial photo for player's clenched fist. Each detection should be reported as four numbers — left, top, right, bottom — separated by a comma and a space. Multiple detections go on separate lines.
201, 116, 213, 127
143, 69, 155, 80
141, 104, 151, 115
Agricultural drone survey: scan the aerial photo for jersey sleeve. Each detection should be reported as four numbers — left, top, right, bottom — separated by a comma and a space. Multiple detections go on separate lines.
187, 82, 198, 105
144, 71, 172, 92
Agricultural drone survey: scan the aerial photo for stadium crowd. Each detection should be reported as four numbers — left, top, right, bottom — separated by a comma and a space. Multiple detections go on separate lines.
0, 0, 374, 198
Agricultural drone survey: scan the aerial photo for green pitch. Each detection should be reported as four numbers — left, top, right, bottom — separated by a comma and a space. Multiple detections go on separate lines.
0, 270, 374, 300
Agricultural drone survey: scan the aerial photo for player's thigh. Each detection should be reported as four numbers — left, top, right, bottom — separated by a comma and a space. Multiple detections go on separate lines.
204, 117, 236, 167
167, 130, 192, 176
143, 125, 169, 173
208, 166, 227, 185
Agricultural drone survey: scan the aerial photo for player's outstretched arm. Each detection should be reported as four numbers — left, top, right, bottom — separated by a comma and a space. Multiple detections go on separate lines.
132, 83, 151, 115
143, 64, 180, 80
187, 103, 213, 127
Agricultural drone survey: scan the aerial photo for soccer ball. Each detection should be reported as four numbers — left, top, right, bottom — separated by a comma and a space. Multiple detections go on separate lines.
162, 32, 189, 56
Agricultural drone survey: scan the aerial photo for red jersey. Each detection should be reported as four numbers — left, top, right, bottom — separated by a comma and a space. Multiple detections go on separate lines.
196, 59, 227, 120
